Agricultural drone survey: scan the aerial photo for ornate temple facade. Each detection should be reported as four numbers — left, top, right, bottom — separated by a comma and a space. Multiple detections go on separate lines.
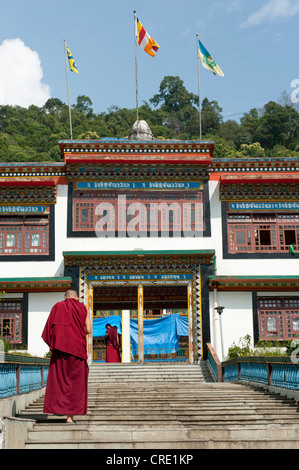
0, 126, 298, 364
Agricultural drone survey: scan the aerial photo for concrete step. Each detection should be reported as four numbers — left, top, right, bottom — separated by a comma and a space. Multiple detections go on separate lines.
20, 400, 298, 414
24, 440, 299, 450
26, 424, 299, 443
87, 363, 211, 382
24, 436, 299, 449
20, 394, 297, 405
19, 397, 299, 411
19, 362, 299, 449
24, 425, 299, 449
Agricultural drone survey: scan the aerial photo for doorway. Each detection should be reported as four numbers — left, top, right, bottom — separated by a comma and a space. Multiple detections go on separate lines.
92, 285, 137, 362
140, 285, 189, 362
92, 283, 190, 363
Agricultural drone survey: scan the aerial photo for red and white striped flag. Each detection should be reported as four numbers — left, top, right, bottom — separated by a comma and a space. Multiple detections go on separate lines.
135, 17, 159, 57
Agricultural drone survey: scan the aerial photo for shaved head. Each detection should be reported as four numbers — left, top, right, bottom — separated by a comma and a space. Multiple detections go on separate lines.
64, 290, 79, 300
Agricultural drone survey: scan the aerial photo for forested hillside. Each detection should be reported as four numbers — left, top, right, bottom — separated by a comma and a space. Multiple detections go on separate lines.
0, 75, 298, 162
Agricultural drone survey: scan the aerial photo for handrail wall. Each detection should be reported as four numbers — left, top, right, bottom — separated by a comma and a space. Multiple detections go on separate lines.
206, 345, 299, 391
221, 356, 299, 390
206, 343, 223, 382
0, 353, 50, 400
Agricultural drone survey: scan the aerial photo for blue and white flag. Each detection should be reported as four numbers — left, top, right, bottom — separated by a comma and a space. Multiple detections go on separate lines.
198, 39, 224, 77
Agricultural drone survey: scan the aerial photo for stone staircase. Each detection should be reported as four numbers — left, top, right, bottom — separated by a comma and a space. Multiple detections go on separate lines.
17, 362, 299, 449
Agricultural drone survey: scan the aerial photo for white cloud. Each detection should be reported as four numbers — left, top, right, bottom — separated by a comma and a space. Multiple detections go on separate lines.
228, 0, 243, 12
0, 38, 51, 107
241, 0, 299, 28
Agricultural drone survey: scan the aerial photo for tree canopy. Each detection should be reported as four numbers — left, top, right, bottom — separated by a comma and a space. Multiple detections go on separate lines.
0, 75, 298, 162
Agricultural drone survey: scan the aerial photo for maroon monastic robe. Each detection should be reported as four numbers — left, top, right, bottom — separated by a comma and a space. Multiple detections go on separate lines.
105, 326, 121, 363
42, 298, 89, 415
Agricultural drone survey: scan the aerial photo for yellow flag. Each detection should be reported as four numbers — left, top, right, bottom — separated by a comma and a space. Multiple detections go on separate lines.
66, 43, 79, 74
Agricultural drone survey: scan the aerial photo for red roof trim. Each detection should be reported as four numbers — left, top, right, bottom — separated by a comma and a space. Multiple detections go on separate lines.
64, 153, 212, 165
0, 178, 56, 187
220, 174, 299, 184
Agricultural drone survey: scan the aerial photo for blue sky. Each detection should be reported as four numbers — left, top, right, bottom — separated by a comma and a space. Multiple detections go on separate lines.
0, 0, 298, 122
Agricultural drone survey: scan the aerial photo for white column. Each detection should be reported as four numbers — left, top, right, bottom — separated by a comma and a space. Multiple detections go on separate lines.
121, 310, 131, 363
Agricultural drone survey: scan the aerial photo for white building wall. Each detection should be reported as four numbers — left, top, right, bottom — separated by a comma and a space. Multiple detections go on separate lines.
1, 180, 296, 279
28, 292, 64, 357
210, 290, 253, 361
1, 179, 297, 357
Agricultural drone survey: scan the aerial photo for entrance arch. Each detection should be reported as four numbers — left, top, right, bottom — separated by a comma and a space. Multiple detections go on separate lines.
63, 250, 215, 364
91, 282, 192, 364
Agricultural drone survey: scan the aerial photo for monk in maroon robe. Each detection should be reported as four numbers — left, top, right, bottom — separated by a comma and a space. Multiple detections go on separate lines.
42, 290, 91, 423
105, 324, 121, 363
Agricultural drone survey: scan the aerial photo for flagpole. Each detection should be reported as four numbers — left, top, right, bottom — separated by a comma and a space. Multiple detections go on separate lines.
196, 33, 202, 141
133, 11, 139, 122
64, 38, 73, 139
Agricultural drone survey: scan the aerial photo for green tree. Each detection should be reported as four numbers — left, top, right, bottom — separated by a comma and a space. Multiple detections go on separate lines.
201, 98, 223, 135
149, 76, 199, 138
0, 78, 297, 162
150, 76, 197, 113
218, 119, 240, 144
239, 101, 299, 151
239, 142, 266, 158
75, 95, 94, 117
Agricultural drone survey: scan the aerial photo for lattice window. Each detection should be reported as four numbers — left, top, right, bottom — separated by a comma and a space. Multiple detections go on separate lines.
0, 215, 49, 255
73, 190, 204, 235
258, 297, 299, 341
0, 299, 23, 344
227, 212, 299, 253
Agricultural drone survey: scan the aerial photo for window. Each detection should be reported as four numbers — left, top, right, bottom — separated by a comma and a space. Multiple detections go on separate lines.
258, 297, 299, 340
0, 215, 49, 255
73, 189, 204, 236
236, 231, 246, 245
267, 317, 277, 332
0, 299, 23, 344
227, 212, 299, 253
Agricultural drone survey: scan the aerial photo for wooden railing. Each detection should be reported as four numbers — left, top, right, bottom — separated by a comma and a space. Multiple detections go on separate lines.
206, 344, 299, 390
0, 353, 50, 399
206, 343, 223, 382
222, 356, 299, 389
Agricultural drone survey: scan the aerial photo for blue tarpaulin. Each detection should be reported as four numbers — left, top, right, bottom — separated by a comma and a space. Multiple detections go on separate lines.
93, 315, 122, 336
130, 315, 188, 354
93, 314, 189, 355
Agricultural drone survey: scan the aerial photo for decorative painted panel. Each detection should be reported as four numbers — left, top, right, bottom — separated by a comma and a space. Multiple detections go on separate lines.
0, 186, 56, 205
220, 182, 299, 201
66, 163, 209, 182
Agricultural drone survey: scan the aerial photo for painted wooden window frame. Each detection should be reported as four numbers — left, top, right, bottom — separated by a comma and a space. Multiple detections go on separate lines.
0, 299, 23, 344
67, 182, 211, 237
227, 212, 299, 254
258, 296, 299, 341
0, 206, 55, 261
0, 214, 50, 256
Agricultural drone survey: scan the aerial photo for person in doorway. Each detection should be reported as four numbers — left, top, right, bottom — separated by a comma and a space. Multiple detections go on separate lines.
41, 290, 91, 423
113, 325, 121, 361
105, 324, 121, 363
